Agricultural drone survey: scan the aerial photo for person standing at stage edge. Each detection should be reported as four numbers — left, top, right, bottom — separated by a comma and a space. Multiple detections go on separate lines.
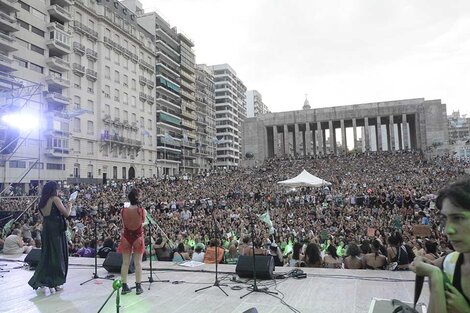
28, 181, 75, 292
119, 188, 146, 295
410, 179, 470, 313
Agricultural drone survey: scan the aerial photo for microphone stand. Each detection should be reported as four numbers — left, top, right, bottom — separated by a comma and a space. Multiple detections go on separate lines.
195, 208, 228, 296
140, 216, 169, 290
81, 219, 114, 285
240, 206, 277, 299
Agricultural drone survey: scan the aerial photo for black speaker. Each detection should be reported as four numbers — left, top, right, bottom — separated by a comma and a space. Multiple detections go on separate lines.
235, 255, 274, 280
243, 308, 258, 313
24, 248, 41, 267
103, 252, 135, 273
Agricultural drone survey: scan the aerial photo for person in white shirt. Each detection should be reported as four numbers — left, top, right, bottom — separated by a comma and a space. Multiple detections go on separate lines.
191, 243, 205, 262
3, 229, 32, 254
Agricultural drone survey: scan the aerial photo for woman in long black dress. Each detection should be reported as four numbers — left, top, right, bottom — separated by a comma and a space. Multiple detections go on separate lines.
28, 181, 74, 292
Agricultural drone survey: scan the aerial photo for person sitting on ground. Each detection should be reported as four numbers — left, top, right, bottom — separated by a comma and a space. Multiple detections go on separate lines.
363, 239, 388, 270
287, 242, 304, 267
267, 243, 284, 267
191, 243, 205, 262
303, 243, 323, 268
2, 228, 32, 255
387, 232, 413, 270
76, 240, 96, 258
323, 244, 342, 269
172, 243, 190, 263
423, 240, 440, 261
97, 238, 115, 258
343, 243, 364, 269
203, 239, 224, 264
238, 236, 251, 256
153, 237, 171, 261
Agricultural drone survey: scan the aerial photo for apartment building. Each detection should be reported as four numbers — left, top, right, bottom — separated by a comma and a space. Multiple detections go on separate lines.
195, 64, 215, 173
209, 63, 246, 170
178, 32, 197, 175
0, 0, 157, 190
246, 90, 269, 118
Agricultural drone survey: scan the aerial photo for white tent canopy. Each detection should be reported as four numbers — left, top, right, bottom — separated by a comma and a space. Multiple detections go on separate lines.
277, 169, 331, 187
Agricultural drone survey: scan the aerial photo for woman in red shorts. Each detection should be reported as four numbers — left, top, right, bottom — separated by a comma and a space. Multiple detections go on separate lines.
118, 188, 146, 295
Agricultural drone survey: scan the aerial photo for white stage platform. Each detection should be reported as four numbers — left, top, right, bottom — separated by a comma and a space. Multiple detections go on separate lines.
0, 254, 429, 313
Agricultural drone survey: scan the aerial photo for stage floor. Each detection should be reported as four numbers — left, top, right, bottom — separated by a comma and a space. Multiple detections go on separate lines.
0, 254, 429, 313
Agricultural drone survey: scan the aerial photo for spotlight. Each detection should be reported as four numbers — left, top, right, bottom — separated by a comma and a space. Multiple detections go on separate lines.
1, 113, 39, 130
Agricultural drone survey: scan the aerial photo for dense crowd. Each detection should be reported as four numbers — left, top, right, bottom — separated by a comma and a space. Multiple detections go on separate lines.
1, 151, 469, 269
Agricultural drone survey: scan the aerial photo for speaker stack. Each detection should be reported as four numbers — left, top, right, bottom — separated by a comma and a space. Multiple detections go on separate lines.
235, 255, 275, 280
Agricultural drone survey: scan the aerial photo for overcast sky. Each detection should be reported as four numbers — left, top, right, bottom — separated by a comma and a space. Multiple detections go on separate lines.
140, 0, 470, 116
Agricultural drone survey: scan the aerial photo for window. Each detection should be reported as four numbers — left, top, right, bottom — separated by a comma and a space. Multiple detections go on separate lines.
9, 160, 27, 168
30, 63, 43, 73
74, 96, 81, 109
131, 79, 136, 90
131, 113, 136, 123
31, 44, 44, 55
105, 66, 110, 79
123, 110, 128, 122
18, 19, 28, 30
114, 88, 119, 101
19, 1, 29, 11
123, 75, 128, 86
76, 12, 82, 22
74, 75, 81, 88
114, 52, 120, 65
105, 104, 110, 115
16, 38, 28, 48
31, 26, 45, 37
87, 164, 93, 178
105, 47, 111, 60
87, 121, 94, 135
74, 139, 80, 154
122, 167, 126, 179
105, 28, 110, 38
17, 58, 27, 68
114, 108, 120, 119
123, 92, 128, 105
46, 163, 65, 170
87, 100, 94, 112
102, 145, 108, 157
87, 80, 94, 93
87, 141, 94, 155
73, 117, 81, 132
113, 166, 117, 179
131, 96, 136, 107
114, 70, 119, 83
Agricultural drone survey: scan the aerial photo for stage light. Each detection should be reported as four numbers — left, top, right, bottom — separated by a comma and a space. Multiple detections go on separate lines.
1, 113, 39, 131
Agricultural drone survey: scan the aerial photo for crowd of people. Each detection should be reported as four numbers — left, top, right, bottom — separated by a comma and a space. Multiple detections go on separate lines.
0, 151, 468, 272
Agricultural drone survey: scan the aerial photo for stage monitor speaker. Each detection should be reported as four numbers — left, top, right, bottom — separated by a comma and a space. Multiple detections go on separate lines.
103, 252, 135, 273
24, 248, 41, 268
368, 298, 425, 313
242, 308, 259, 313
235, 255, 274, 280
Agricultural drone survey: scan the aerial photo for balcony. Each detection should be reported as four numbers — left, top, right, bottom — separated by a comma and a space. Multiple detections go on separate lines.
46, 27, 71, 55
181, 119, 196, 130
139, 75, 146, 85
46, 56, 70, 72
72, 41, 85, 55
45, 92, 70, 105
0, 32, 16, 52
101, 133, 142, 149
138, 59, 154, 73
44, 147, 70, 158
146, 78, 154, 88
47, 4, 72, 22
72, 63, 84, 76
46, 74, 70, 88
183, 100, 197, 111
73, 20, 98, 40
147, 95, 154, 104
139, 92, 146, 102
181, 110, 197, 121
0, 0, 19, 13
85, 68, 97, 81
0, 53, 15, 72
0, 11, 19, 32
86, 48, 97, 61
53, 0, 74, 7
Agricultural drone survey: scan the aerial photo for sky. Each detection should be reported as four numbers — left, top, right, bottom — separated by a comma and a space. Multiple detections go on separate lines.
140, 0, 470, 116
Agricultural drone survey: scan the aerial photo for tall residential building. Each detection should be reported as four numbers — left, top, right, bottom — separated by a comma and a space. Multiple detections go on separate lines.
137, 10, 182, 177
448, 111, 470, 143
246, 90, 269, 118
195, 64, 215, 172
178, 32, 197, 175
209, 64, 246, 170
0, 0, 158, 191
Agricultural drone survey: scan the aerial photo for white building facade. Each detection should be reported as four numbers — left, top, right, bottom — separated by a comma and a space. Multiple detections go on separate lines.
246, 90, 269, 118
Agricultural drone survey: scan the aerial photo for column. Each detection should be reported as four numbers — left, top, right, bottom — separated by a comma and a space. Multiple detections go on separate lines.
305, 123, 312, 156
409, 114, 417, 150
340, 119, 347, 153
376, 116, 382, 151
397, 122, 403, 150
364, 117, 370, 151
273, 125, 279, 156
322, 128, 327, 155
317, 121, 323, 155
386, 123, 391, 151
329, 120, 334, 154
352, 118, 358, 151
402, 113, 409, 150
389, 115, 395, 151
295, 123, 302, 156
283, 124, 289, 155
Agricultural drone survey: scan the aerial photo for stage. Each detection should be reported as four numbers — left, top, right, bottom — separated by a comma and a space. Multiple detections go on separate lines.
0, 254, 429, 313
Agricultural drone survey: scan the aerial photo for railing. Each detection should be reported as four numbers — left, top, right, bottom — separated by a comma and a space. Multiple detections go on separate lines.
0, 11, 17, 24
72, 63, 85, 74
49, 4, 72, 20
0, 53, 13, 64
139, 75, 146, 85
86, 69, 97, 80
73, 20, 98, 39
48, 56, 69, 68
86, 48, 97, 59
73, 41, 85, 54
139, 59, 154, 72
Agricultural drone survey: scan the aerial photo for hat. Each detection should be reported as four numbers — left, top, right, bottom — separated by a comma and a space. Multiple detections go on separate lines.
195, 243, 205, 250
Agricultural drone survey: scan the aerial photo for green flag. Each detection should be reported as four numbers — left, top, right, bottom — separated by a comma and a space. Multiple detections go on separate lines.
2, 219, 14, 238
258, 210, 274, 234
